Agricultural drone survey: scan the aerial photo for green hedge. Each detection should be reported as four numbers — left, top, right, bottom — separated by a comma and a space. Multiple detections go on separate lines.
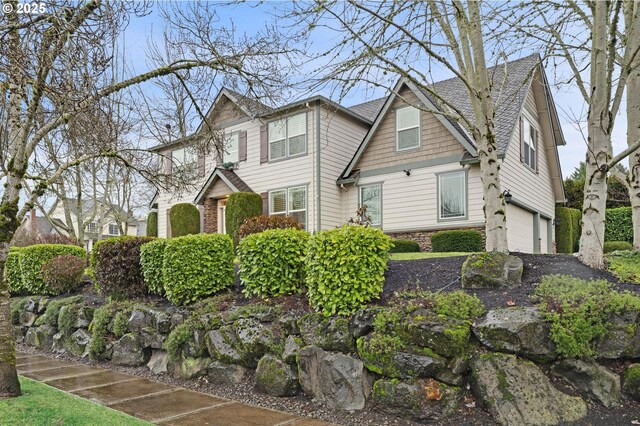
238, 229, 309, 298
306, 225, 392, 315
162, 234, 235, 305
431, 230, 483, 252
14, 244, 86, 295
226, 192, 263, 247
147, 212, 158, 237
169, 203, 200, 237
603, 241, 633, 253
140, 239, 167, 295
91, 236, 154, 299
389, 239, 420, 253
6, 247, 25, 294
555, 207, 580, 253
570, 209, 582, 251
238, 215, 303, 239
605, 207, 632, 243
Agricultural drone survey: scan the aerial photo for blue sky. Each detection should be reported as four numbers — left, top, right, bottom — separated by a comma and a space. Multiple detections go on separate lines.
120, 2, 630, 179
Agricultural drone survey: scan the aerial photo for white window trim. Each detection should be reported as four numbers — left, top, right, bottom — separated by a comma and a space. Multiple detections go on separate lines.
437, 170, 468, 221
268, 185, 307, 229
87, 222, 98, 234
396, 106, 421, 151
108, 222, 120, 236
268, 112, 307, 161
223, 132, 240, 164
358, 183, 382, 227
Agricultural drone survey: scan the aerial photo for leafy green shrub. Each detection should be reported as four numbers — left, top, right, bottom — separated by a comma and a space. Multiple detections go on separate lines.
169, 203, 200, 237
225, 192, 263, 247
91, 236, 154, 299
603, 241, 633, 253
605, 207, 632, 243
534, 275, 640, 358
17, 244, 86, 295
146, 211, 158, 237
431, 230, 483, 252
40, 255, 85, 294
39, 295, 83, 328
140, 239, 167, 295
238, 215, 303, 239
162, 234, 234, 305
238, 229, 309, 297
389, 239, 420, 253
607, 250, 640, 283
306, 225, 392, 315
555, 207, 579, 253
570, 209, 582, 251
6, 247, 25, 294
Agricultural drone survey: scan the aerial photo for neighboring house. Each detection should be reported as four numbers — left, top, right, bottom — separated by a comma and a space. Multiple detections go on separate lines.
152, 54, 565, 253
48, 197, 140, 251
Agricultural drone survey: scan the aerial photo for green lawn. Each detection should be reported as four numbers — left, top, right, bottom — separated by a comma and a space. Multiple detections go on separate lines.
390, 252, 475, 261
0, 377, 150, 425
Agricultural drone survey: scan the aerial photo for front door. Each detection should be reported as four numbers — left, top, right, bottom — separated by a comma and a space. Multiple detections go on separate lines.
218, 200, 227, 234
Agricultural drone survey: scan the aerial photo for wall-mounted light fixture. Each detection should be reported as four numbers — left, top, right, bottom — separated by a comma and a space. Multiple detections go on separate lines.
553, 218, 560, 226
503, 189, 512, 204
403, 169, 411, 176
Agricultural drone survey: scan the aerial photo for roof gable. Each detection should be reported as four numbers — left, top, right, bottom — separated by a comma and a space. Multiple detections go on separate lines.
193, 168, 253, 205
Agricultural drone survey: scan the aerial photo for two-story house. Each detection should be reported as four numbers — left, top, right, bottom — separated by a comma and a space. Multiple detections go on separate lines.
151, 54, 565, 253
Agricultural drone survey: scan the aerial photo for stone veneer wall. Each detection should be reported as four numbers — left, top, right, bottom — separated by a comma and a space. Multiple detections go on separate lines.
387, 226, 486, 251
203, 198, 218, 233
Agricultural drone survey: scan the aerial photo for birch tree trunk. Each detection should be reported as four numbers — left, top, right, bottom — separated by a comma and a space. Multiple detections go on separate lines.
625, 0, 640, 250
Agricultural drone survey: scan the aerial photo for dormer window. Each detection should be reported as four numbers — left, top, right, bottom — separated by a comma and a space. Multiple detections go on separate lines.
396, 106, 420, 151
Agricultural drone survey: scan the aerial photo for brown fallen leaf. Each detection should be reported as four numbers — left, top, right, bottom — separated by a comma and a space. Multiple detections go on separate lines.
506, 299, 516, 306
424, 378, 443, 401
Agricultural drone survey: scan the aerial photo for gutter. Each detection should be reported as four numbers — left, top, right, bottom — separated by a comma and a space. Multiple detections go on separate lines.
316, 100, 321, 232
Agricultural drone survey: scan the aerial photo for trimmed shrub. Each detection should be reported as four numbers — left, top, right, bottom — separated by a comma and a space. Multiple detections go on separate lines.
163, 234, 235, 305
6, 247, 25, 294
431, 230, 483, 252
555, 207, 579, 253
147, 211, 158, 237
225, 192, 263, 247
140, 239, 167, 295
605, 207, 632, 243
239, 215, 303, 239
17, 244, 86, 295
570, 209, 582, 251
91, 236, 154, 299
389, 239, 420, 253
40, 254, 85, 294
306, 225, 392, 315
169, 203, 200, 237
603, 241, 633, 253
238, 229, 309, 297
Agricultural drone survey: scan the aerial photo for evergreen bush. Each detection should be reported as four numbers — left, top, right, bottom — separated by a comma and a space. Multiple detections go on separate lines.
169, 203, 200, 237
146, 211, 158, 237
605, 207, 632, 243
603, 241, 633, 253
225, 192, 263, 247
238, 215, 303, 239
17, 244, 86, 295
555, 207, 579, 253
389, 239, 420, 253
140, 239, 167, 295
431, 230, 483, 252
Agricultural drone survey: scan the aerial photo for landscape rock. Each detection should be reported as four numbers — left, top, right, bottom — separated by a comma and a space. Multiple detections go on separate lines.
350, 307, 383, 339
66, 328, 92, 357
473, 307, 556, 362
206, 327, 242, 365
24, 328, 37, 347
170, 357, 209, 379
278, 312, 301, 335
299, 313, 354, 353
461, 252, 523, 289
297, 345, 373, 411
147, 350, 169, 374
552, 359, 620, 407
255, 354, 300, 397
622, 364, 640, 401
371, 379, 462, 421
127, 309, 154, 334
75, 306, 94, 329
36, 298, 49, 314
282, 335, 303, 366
24, 298, 38, 313
406, 310, 472, 357
234, 318, 278, 368
111, 333, 150, 367
33, 325, 56, 350
52, 331, 65, 353
183, 329, 207, 358
13, 326, 26, 343
19, 311, 37, 327
207, 361, 248, 385
471, 353, 587, 425
141, 328, 165, 349
594, 310, 640, 358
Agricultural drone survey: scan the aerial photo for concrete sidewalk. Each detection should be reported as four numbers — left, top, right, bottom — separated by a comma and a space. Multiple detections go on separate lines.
16, 352, 336, 426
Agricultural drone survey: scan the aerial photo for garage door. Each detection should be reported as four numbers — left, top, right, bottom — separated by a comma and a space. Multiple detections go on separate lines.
507, 204, 534, 253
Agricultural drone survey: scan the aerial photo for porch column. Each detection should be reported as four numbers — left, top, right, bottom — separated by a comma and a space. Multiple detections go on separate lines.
203, 198, 218, 233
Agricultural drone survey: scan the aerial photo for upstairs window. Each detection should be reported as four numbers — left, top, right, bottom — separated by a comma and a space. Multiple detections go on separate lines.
224, 133, 239, 164
521, 117, 537, 171
87, 222, 97, 234
108, 222, 120, 235
269, 113, 307, 161
438, 171, 467, 220
172, 146, 198, 175
396, 106, 420, 151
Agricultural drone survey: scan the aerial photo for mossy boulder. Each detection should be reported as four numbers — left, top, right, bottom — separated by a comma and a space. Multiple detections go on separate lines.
357, 333, 444, 379
473, 307, 556, 362
299, 313, 355, 353
65, 328, 92, 357
233, 318, 279, 368
593, 309, 640, 359
471, 353, 587, 425
33, 325, 56, 350
208, 361, 248, 385
255, 354, 300, 397
282, 335, 303, 366
406, 310, 472, 357
169, 357, 209, 379
461, 252, 523, 289
551, 359, 620, 407
371, 379, 462, 422
111, 333, 150, 367
206, 327, 242, 365
623, 364, 640, 401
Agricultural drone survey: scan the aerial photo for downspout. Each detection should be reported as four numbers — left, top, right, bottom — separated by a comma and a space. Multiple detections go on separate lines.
316, 100, 321, 232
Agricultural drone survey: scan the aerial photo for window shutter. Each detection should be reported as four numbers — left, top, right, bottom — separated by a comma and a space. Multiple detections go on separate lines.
260, 192, 269, 215
519, 116, 525, 163
198, 154, 205, 178
260, 124, 268, 163
534, 128, 540, 173
239, 130, 247, 162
